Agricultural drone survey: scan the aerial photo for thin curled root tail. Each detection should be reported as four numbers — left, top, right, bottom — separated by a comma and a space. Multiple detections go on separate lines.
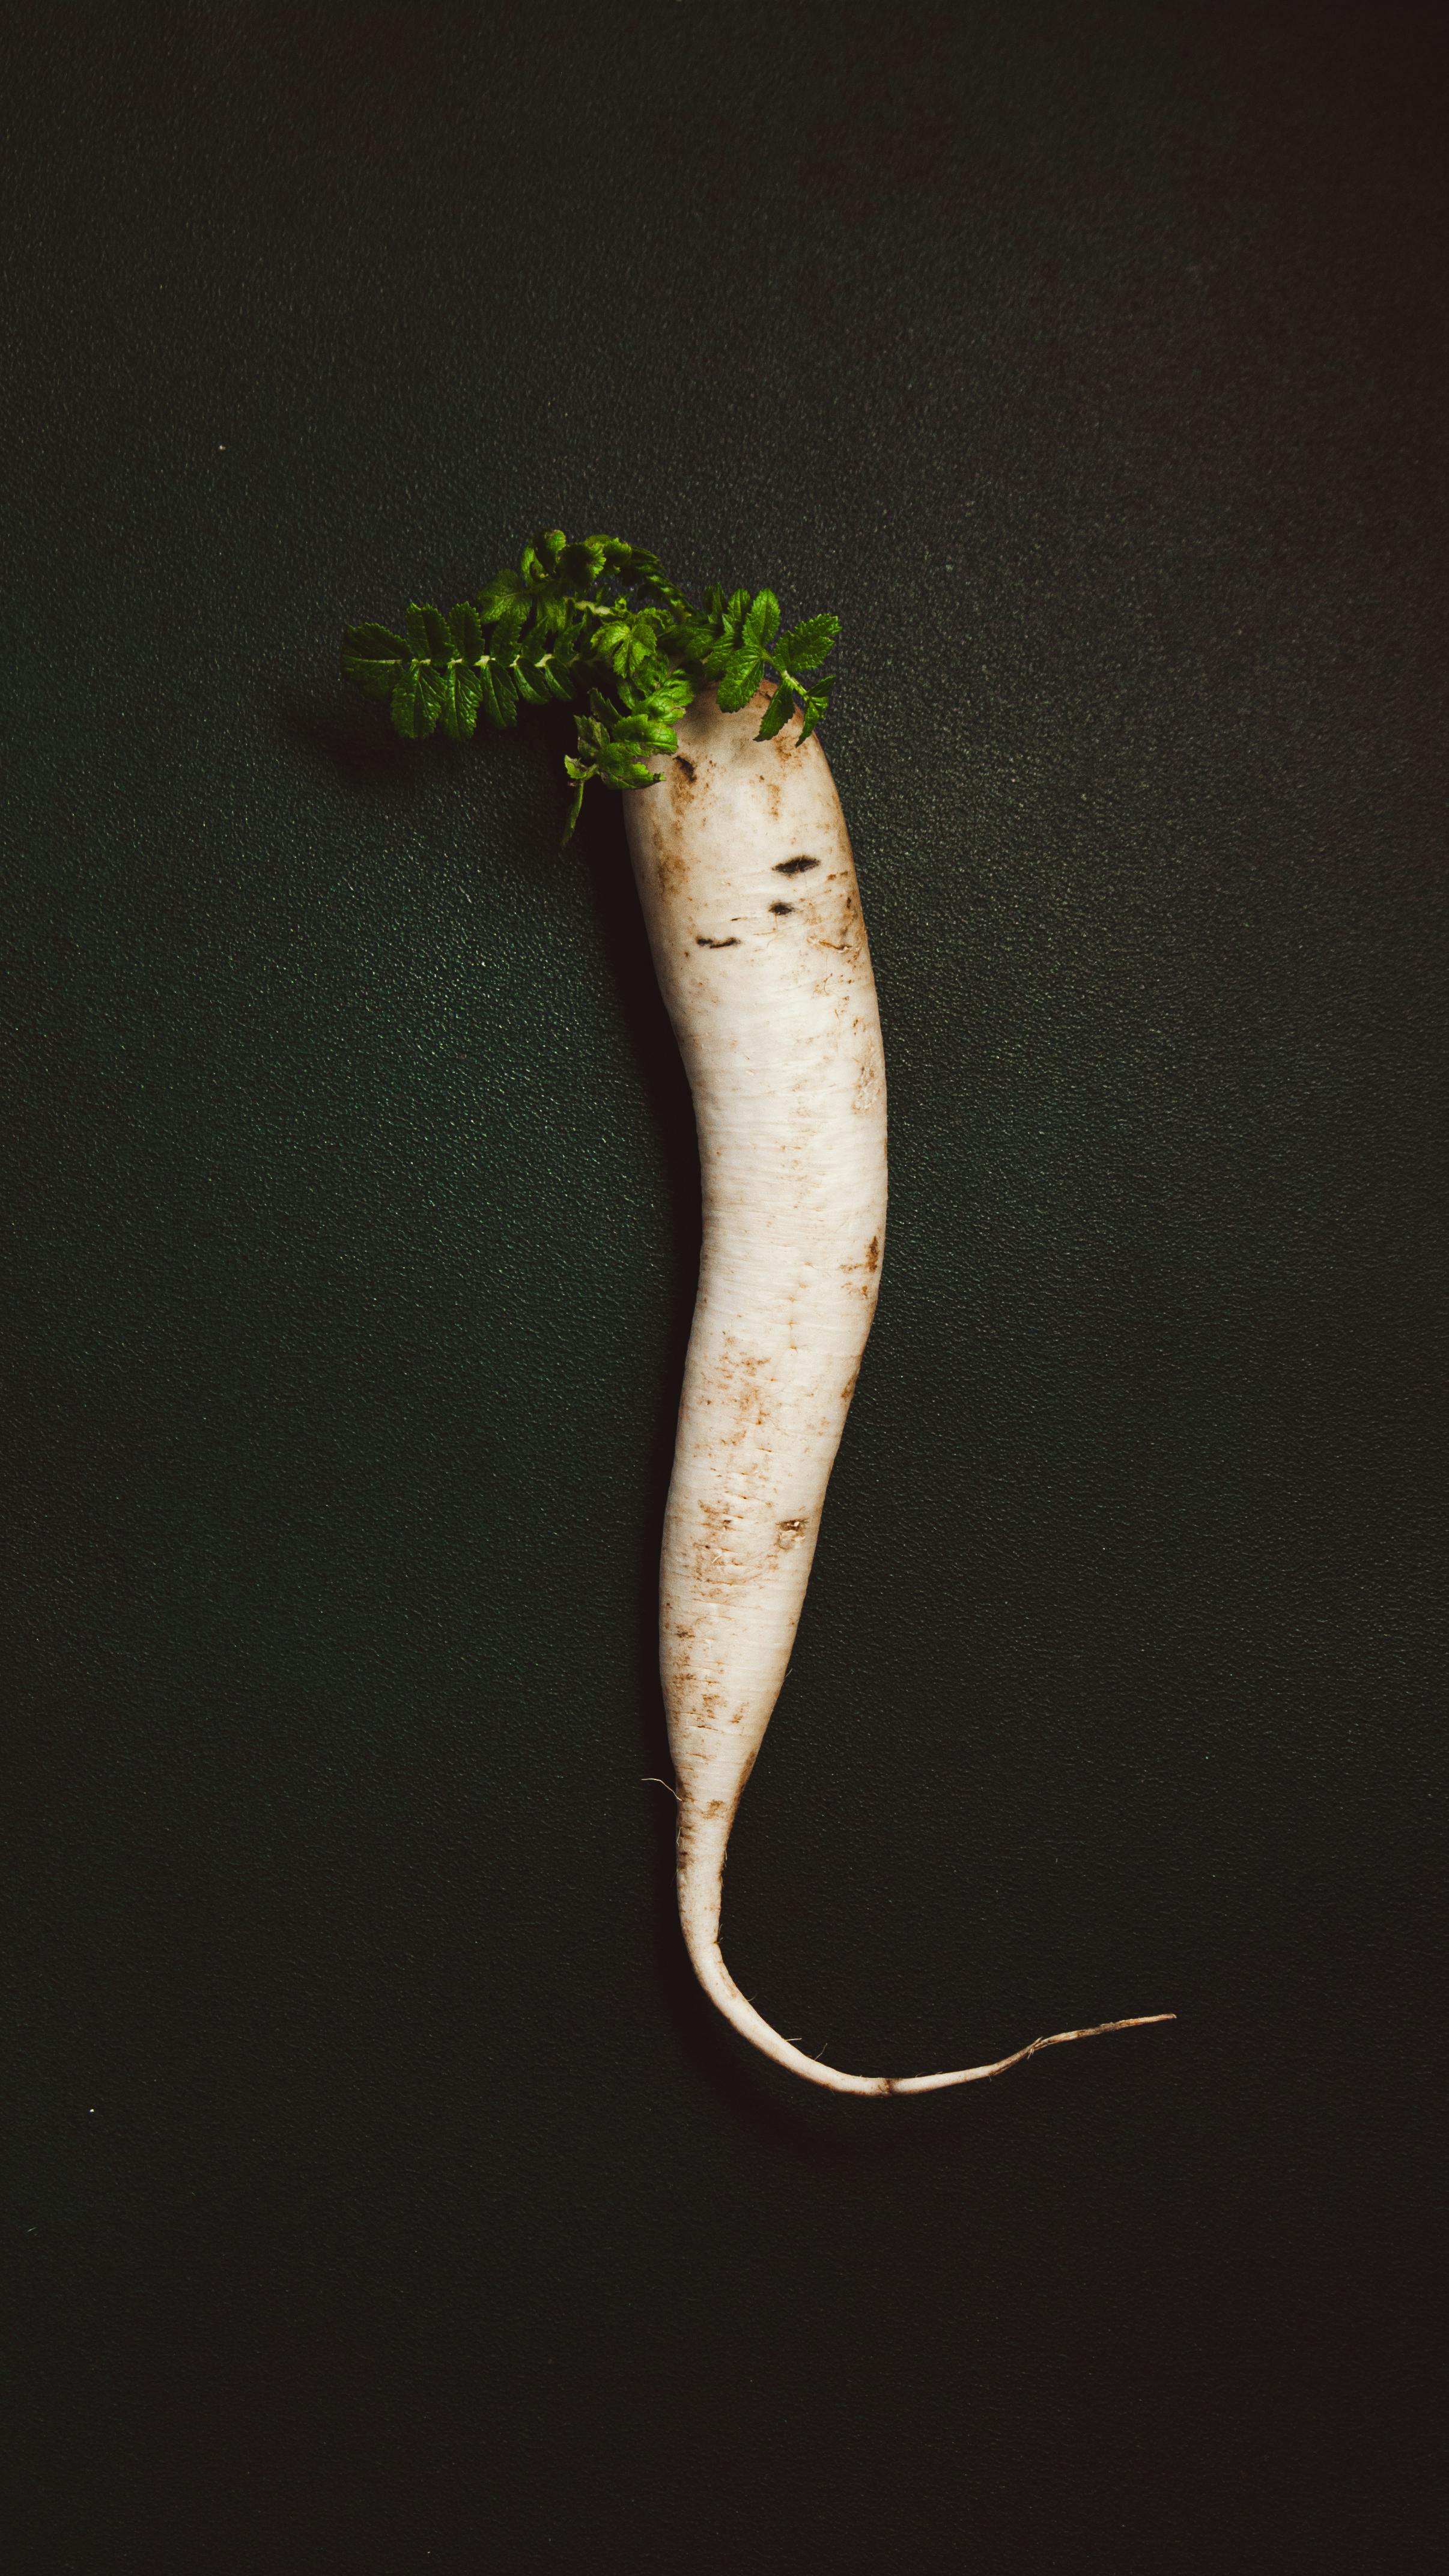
675, 1814, 1173, 2096
688, 1931, 1173, 2098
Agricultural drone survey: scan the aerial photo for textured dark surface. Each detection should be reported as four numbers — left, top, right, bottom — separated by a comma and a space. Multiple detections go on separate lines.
3, 3, 1445, 2567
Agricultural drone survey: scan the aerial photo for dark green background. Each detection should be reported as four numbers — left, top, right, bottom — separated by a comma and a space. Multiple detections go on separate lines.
4, 4, 1444, 2567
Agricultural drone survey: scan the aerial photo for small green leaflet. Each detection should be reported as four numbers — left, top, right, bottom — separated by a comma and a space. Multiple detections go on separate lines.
339, 624, 409, 699
436, 658, 482, 741
797, 678, 833, 743
716, 647, 765, 713
774, 613, 839, 672
390, 663, 443, 740
755, 681, 795, 741
742, 589, 781, 653
479, 662, 518, 729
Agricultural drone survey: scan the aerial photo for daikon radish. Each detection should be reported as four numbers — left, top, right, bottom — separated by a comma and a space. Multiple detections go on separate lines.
341, 530, 1173, 2092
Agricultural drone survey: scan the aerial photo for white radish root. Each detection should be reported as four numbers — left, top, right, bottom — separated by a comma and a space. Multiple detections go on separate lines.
625, 684, 1171, 2094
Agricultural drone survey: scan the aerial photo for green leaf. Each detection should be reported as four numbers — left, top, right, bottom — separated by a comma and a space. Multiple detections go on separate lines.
716, 646, 765, 713
723, 587, 751, 641
743, 589, 782, 652
475, 567, 529, 621
511, 660, 551, 708
556, 538, 606, 588
597, 741, 657, 788
437, 659, 483, 741
490, 599, 529, 658
664, 615, 715, 666
520, 530, 566, 585
449, 602, 483, 660
755, 681, 795, 741
535, 654, 575, 702
391, 663, 442, 740
340, 623, 409, 699
560, 775, 589, 846
773, 612, 839, 673
404, 603, 450, 661
797, 678, 833, 742
478, 661, 519, 728
613, 710, 678, 753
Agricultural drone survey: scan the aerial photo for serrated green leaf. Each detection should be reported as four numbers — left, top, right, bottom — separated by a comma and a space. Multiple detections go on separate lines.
475, 568, 529, 621
723, 587, 751, 642
755, 681, 795, 741
597, 741, 657, 788
773, 612, 839, 673
406, 602, 448, 658
670, 617, 714, 660
716, 646, 765, 713
613, 710, 678, 753
341, 624, 409, 699
391, 663, 442, 740
342, 621, 409, 661
797, 679, 833, 743
744, 589, 782, 652
490, 600, 528, 659
511, 661, 550, 708
437, 659, 482, 741
478, 662, 518, 729
449, 602, 483, 660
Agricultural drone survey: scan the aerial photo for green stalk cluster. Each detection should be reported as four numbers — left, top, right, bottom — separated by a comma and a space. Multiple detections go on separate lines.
340, 529, 840, 842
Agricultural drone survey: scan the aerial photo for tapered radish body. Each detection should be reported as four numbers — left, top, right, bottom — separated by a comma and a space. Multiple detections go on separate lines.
341, 533, 1171, 2092
627, 687, 1168, 2093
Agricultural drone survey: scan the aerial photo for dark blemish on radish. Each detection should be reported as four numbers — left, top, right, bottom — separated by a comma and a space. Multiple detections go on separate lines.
866, 1235, 881, 1271
696, 935, 740, 947
675, 755, 696, 780
770, 902, 795, 916
774, 855, 820, 875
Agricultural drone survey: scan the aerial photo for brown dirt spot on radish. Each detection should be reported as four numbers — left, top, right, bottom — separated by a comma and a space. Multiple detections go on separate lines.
673, 754, 696, 783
